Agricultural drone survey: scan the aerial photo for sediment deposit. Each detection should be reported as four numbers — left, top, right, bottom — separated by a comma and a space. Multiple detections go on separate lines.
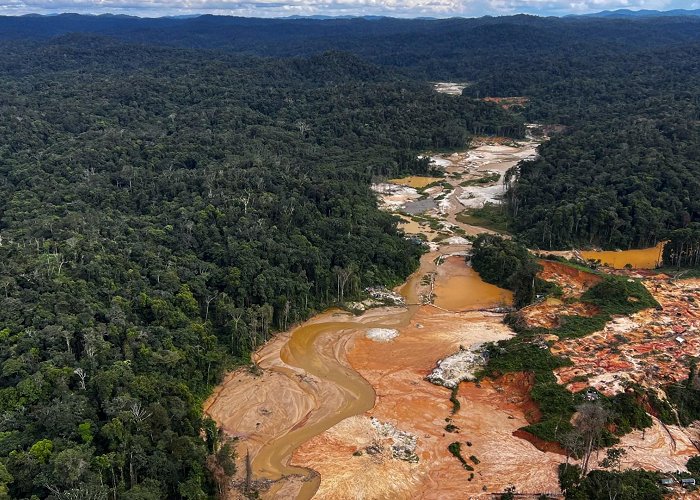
207, 133, 700, 499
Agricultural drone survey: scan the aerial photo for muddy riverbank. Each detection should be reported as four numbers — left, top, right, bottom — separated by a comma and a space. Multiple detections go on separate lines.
205, 130, 699, 499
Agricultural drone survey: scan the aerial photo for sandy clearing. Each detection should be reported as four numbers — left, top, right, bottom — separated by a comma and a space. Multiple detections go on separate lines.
457, 183, 506, 208
207, 125, 699, 500
432, 82, 468, 95
615, 418, 700, 473
293, 300, 564, 498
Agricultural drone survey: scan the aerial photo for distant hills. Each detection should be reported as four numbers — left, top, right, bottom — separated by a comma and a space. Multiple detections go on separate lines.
575, 8, 700, 18
0, 11, 698, 69
8, 9, 700, 22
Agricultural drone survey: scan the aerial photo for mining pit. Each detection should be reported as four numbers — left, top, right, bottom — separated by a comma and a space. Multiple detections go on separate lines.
206, 131, 700, 499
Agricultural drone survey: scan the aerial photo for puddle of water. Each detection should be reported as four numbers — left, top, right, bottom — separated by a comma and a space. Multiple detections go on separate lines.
398, 216, 439, 241
390, 176, 442, 189
581, 242, 664, 269
545, 297, 564, 305
433, 257, 512, 310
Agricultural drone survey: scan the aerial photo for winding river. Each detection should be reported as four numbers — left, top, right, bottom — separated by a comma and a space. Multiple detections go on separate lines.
204, 132, 672, 498
204, 247, 518, 498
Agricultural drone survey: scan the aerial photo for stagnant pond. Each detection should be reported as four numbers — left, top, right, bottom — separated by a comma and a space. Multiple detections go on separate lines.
580, 242, 664, 269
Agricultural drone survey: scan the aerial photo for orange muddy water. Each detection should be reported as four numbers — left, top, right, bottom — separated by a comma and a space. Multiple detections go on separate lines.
397, 215, 440, 241
389, 176, 443, 188
433, 257, 512, 310
204, 251, 530, 499
580, 242, 664, 269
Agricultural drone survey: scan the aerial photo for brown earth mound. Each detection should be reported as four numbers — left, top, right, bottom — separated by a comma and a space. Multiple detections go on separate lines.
539, 260, 602, 299
520, 301, 600, 329
486, 372, 568, 455
552, 278, 700, 396
482, 96, 529, 110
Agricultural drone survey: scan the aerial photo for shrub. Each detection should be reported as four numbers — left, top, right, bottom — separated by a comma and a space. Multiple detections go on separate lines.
447, 442, 474, 471
687, 456, 700, 476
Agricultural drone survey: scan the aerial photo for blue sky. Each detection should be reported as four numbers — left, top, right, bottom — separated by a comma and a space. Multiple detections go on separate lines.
0, 0, 697, 19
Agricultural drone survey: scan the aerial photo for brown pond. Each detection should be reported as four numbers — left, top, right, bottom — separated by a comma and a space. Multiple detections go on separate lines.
389, 176, 443, 188
433, 256, 512, 310
397, 215, 439, 241
580, 242, 664, 269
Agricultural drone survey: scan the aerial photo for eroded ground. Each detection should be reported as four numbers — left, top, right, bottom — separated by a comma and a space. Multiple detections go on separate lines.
552, 277, 700, 396
292, 305, 565, 499
206, 128, 700, 500
515, 262, 700, 476
372, 132, 541, 243
538, 260, 602, 299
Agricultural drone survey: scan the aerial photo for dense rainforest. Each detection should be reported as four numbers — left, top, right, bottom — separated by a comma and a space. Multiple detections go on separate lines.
0, 37, 521, 498
468, 234, 542, 308
2, 15, 700, 253
499, 43, 700, 250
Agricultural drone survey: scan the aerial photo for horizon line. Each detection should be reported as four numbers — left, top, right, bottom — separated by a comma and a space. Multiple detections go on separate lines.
1, 7, 699, 21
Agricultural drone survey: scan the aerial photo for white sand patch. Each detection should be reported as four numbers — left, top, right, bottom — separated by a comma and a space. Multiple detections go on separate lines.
369, 417, 419, 462
443, 236, 470, 245
437, 196, 452, 214
432, 82, 468, 95
607, 316, 641, 335
366, 328, 399, 342
457, 183, 505, 208
585, 372, 635, 396
372, 183, 418, 196
371, 183, 420, 210
429, 156, 452, 169
426, 345, 486, 388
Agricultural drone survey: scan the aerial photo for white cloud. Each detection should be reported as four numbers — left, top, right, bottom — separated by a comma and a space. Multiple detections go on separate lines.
0, 0, 695, 18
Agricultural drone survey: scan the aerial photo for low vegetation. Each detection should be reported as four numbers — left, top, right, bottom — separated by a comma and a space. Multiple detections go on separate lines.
581, 277, 659, 316
456, 203, 510, 233
559, 464, 663, 499
447, 442, 474, 471
480, 261, 658, 445
449, 385, 461, 414
459, 172, 500, 187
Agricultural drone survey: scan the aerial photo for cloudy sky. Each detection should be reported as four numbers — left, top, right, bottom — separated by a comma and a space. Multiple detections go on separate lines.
0, 0, 697, 19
